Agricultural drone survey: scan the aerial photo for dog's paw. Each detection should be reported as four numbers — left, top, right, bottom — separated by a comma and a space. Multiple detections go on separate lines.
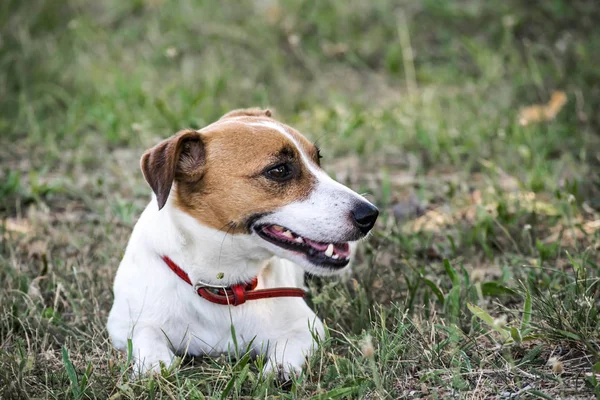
130, 350, 177, 378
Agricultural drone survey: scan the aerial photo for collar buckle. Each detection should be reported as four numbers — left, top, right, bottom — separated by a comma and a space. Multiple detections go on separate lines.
193, 279, 229, 293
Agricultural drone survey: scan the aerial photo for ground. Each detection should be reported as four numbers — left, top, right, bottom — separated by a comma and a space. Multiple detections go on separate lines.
1, 0, 600, 398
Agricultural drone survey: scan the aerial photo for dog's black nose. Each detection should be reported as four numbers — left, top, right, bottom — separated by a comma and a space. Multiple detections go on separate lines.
351, 202, 379, 234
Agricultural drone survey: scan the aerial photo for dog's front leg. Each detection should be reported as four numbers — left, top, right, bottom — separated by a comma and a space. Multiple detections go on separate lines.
259, 306, 325, 380
128, 327, 175, 375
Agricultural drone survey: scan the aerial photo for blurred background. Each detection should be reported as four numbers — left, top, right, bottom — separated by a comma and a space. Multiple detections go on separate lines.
1, 0, 599, 398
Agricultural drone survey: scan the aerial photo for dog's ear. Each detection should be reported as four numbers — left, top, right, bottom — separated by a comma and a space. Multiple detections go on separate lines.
219, 108, 272, 119
141, 130, 206, 210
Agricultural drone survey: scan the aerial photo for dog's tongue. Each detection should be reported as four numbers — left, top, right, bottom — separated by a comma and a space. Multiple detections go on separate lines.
303, 239, 329, 252
305, 239, 350, 258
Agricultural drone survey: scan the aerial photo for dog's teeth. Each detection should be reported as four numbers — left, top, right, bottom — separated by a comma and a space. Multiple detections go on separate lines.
294, 236, 304, 243
272, 225, 283, 232
282, 230, 294, 239
332, 254, 339, 259
324, 244, 334, 257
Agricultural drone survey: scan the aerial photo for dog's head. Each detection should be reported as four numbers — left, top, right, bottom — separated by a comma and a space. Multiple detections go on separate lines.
141, 108, 378, 275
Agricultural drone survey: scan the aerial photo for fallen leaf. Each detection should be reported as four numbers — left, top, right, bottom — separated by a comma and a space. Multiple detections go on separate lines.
471, 189, 483, 204
263, 3, 283, 25
408, 209, 453, 232
543, 219, 600, 245
498, 174, 520, 192
28, 240, 48, 258
321, 41, 349, 57
28, 276, 47, 301
518, 91, 567, 126
372, 278, 383, 289
4, 218, 32, 234
406, 190, 558, 233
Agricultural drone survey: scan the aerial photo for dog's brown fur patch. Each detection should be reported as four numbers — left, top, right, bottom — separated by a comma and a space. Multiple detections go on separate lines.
141, 109, 322, 234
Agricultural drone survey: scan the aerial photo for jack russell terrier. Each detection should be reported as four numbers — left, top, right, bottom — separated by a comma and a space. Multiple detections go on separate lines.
107, 108, 378, 378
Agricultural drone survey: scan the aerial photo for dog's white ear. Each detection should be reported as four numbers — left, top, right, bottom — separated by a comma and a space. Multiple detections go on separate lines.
141, 130, 206, 210
220, 108, 272, 119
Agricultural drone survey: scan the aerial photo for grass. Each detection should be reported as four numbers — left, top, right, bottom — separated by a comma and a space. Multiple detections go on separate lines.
1, 0, 600, 398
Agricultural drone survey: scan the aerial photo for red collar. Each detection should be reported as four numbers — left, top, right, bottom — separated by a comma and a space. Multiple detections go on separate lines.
162, 256, 305, 306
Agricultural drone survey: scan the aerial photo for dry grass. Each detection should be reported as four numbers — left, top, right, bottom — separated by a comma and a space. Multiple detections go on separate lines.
1, 0, 600, 398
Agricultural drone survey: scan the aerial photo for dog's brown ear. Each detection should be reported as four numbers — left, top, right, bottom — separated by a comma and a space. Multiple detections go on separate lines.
220, 108, 272, 119
141, 130, 206, 210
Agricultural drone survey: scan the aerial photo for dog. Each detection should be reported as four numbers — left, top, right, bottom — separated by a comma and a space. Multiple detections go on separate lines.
107, 108, 378, 378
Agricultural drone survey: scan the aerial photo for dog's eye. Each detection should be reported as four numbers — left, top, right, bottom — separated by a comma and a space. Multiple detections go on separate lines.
265, 164, 292, 181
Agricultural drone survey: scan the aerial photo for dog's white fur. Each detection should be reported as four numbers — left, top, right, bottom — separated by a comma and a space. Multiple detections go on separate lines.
107, 117, 374, 377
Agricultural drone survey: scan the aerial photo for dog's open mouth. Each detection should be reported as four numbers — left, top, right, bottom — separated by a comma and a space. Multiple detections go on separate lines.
256, 224, 351, 268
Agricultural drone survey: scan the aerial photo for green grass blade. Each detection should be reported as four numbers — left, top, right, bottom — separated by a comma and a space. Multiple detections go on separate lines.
481, 282, 517, 297
79, 361, 93, 393
520, 288, 532, 331
528, 389, 554, 399
467, 303, 510, 341
220, 374, 236, 400
310, 386, 358, 399
421, 277, 445, 304
122, 338, 133, 375
230, 323, 239, 357
443, 259, 460, 287
62, 347, 81, 400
